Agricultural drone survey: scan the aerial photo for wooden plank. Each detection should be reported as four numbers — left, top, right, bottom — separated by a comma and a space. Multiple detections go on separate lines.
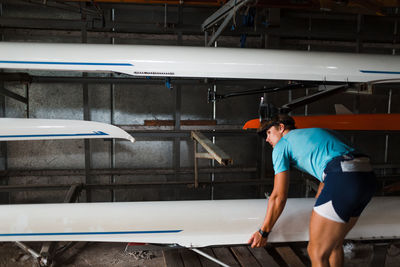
275, 246, 306, 267
198, 248, 220, 267
289, 243, 311, 267
249, 247, 280, 267
371, 244, 388, 267
212, 247, 240, 267
230, 246, 261, 267
163, 249, 184, 267
195, 152, 214, 159
180, 249, 202, 267
191, 131, 233, 166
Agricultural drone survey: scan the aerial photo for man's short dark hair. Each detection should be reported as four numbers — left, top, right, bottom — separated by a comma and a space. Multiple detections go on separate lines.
257, 114, 296, 139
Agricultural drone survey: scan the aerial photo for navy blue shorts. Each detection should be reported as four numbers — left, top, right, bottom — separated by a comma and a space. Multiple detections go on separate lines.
314, 154, 377, 223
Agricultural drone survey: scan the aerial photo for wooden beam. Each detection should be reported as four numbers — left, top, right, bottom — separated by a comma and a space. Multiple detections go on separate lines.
371, 244, 388, 267
197, 248, 220, 267
212, 247, 240, 267
248, 247, 280, 267
230, 246, 261, 267
191, 131, 233, 166
163, 249, 184, 267
195, 153, 214, 159
180, 249, 202, 267
275, 246, 307, 267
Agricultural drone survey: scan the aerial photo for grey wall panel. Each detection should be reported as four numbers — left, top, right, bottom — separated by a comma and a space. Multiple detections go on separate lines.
7, 140, 85, 169
181, 85, 210, 120
9, 175, 84, 204
115, 140, 172, 169
29, 83, 83, 120
114, 84, 174, 124
90, 139, 112, 169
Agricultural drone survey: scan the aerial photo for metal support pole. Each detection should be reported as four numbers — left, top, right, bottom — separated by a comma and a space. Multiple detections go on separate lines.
384, 8, 398, 172
110, 86, 116, 202
191, 248, 230, 267
384, 89, 392, 166
81, 7, 92, 202
266, 8, 280, 48
393, 7, 398, 56
193, 140, 199, 188
164, 4, 168, 30
211, 82, 217, 199
307, 15, 312, 51
0, 81, 8, 204
177, 3, 183, 43
110, 7, 116, 202
174, 85, 181, 179
260, 93, 267, 197
0, 7, 7, 203
209, 41, 217, 199
356, 14, 363, 53
25, 83, 29, 118
174, 12, 182, 182
83, 87, 91, 202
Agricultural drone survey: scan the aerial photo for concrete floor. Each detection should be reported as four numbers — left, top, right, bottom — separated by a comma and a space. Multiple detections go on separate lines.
0, 241, 399, 267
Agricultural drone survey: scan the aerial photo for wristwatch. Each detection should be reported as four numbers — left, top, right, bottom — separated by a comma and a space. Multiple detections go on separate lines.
258, 229, 270, 238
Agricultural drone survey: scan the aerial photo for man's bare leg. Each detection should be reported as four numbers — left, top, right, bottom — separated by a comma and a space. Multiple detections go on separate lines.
328, 217, 358, 267
308, 212, 358, 267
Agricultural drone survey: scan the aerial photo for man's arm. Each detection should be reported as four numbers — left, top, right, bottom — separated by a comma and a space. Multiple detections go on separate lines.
248, 171, 290, 248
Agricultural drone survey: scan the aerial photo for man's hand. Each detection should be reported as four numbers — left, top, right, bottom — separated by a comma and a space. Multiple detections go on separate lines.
248, 231, 268, 248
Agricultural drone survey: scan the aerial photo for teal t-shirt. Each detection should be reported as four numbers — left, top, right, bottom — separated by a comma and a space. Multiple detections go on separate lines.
272, 128, 355, 182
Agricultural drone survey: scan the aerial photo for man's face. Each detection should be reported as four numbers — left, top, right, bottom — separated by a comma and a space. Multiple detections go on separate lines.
266, 125, 284, 148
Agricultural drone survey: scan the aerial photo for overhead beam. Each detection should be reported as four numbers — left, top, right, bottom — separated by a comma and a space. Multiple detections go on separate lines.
0, 166, 256, 177
0, 23, 398, 44
0, 178, 272, 192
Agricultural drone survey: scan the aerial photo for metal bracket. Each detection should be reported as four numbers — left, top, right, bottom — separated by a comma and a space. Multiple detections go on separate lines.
15, 241, 47, 266
202, 0, 253, 46
191, 248, 230, 267
208, 82, 317, 103
64, 183, 83, 203
280, 84, 349, 113
191, 131, 233, 188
